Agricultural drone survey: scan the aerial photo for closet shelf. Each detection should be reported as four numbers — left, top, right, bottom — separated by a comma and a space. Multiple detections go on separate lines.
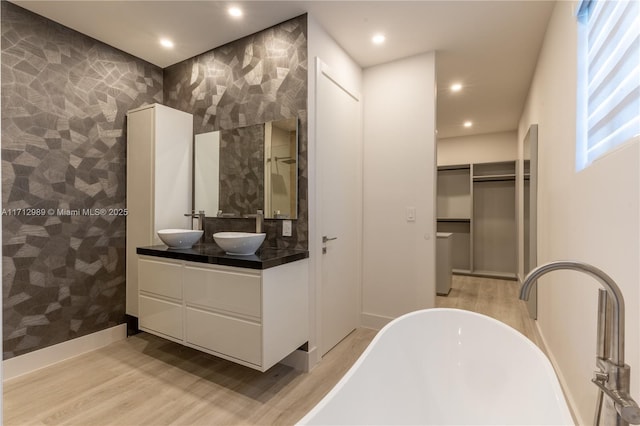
437, 217, 471, 223
473, 174, 516, 182
438, 164, 471, 171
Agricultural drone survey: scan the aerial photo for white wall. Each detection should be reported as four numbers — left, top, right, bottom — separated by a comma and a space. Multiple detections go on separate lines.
518, 2, 640, 423
362, 52, 437, 328
307, 15, 363, 367
437, 131, 517, 166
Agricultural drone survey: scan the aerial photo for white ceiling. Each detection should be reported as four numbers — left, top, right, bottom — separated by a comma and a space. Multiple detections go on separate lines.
9, 0, 556, 139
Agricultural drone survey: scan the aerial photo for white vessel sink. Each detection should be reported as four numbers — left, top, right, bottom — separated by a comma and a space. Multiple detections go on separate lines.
157, 229, 203, 249
213, 232, 266, 255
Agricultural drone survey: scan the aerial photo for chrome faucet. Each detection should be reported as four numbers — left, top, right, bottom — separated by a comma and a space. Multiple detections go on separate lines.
242, 210, 264, 233
184, 210, 205, 231
520, 261, 640, 425
256, 209, 264, 233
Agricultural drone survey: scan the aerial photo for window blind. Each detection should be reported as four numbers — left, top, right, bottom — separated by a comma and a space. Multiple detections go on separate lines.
577, 0, 640, 167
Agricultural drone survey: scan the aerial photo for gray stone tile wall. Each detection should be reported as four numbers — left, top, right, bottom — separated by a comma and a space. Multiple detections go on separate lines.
1, 4, 308, 360
164, 15, 308, 250
1, 2, 163, 359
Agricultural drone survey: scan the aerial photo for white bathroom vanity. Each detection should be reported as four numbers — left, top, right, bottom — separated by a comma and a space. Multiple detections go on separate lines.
136, 247, 309, 372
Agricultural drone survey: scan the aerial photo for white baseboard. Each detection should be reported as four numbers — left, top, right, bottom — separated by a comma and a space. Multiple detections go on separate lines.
360, 312, 394, 330
280, 346, 318, 372
534, 320, 582, 426
3, 324, 127, 381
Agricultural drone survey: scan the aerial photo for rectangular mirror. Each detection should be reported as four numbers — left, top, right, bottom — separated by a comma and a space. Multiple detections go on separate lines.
194, 131, 220, 215
264, 117, 298, 219
193, 117, 298, 219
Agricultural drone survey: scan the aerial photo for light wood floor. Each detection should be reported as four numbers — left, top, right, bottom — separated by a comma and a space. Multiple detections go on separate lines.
436, 275, 545, 351
4, 275, 542, 425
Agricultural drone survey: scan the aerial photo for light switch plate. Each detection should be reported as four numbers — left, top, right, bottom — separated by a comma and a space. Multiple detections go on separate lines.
406, 207, 416, 222
283, 220, 292, 236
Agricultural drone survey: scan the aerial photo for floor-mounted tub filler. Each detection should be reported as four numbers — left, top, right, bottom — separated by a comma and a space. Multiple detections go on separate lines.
520, 261, 640, 425
298, 308, 573, 425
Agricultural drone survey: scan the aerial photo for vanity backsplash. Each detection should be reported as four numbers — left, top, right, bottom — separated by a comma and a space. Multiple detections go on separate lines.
203, 217, 303, 250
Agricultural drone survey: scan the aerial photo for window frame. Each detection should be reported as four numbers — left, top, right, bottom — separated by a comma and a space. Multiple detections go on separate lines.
575, 0, 640, 171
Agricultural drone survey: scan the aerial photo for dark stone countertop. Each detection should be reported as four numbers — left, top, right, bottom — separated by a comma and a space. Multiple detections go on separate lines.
136, 244, 309, 270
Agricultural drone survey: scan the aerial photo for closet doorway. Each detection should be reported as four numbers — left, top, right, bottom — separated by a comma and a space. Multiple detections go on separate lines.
437, 160, 518, 280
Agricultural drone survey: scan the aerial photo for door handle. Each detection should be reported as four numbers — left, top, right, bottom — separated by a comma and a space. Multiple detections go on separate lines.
322, 236, 337, 254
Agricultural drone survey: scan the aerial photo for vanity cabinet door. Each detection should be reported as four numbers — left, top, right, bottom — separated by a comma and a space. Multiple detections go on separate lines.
183, 263, 262, 366
185, 308, 262, 366
138, 257, 183, 341
138, 258, 182, 300
183, 265, 261, 318
139, 296, 183, 341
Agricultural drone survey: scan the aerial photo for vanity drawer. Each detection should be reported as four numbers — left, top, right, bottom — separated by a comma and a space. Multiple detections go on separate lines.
186, 307, 262, 366
183, 265, 261, 318
138, 257, 182, 300
139, 295, 183, 340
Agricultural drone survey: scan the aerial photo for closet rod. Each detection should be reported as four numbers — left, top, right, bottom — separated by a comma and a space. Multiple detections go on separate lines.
473, 177, 517, 182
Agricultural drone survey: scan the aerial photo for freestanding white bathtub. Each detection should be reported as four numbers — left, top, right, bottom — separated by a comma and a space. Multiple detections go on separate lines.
298, 308, 574, 425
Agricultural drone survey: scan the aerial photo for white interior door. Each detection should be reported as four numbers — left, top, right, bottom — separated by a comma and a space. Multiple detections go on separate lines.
317, 61, 361, 356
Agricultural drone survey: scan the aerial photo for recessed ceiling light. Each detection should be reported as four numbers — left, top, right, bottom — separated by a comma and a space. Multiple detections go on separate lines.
228, 7, 243, 17
372, 33, 386, 45
464, 121, 473, 128
159, 38, 174, 49
450, 83, 463, 92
